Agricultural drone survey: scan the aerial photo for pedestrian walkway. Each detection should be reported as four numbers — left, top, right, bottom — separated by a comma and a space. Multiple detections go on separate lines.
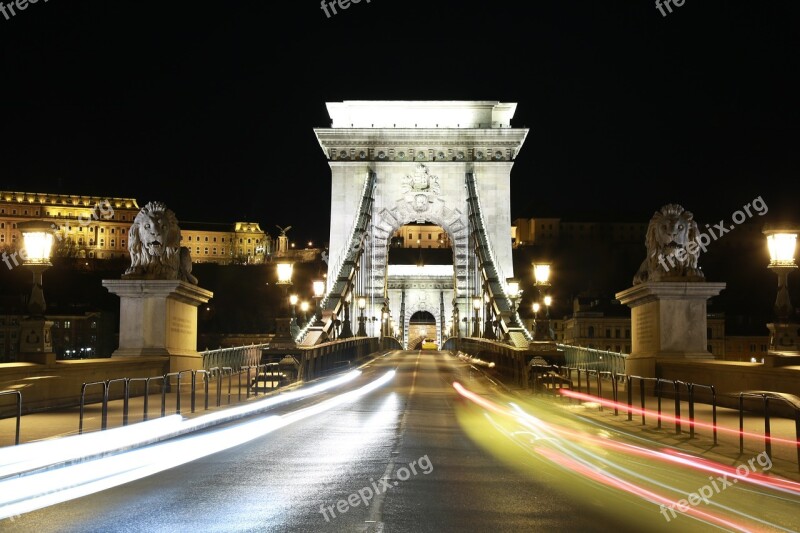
0, 380, 292, 448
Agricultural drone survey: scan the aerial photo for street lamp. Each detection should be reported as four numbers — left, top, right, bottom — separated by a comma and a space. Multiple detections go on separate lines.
273, 261, 295, 346
483, 292, 495, 339
312, 279, 326, 327
506, 277, 521, 327
472, 296, 482, 338
340, 291, 354, 339
381, 304, 390, 339
764, 226, 799, 353
533, 262, 551, 287
300, 301, 310, 327
289, 294, 299, 337
356, 296, 368, 336
18, 220, 57, 363
543, 295, 552, 317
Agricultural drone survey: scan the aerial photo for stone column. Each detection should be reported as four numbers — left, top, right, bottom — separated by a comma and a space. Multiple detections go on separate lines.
102, 279, 213, 372
616, 282, 726, 377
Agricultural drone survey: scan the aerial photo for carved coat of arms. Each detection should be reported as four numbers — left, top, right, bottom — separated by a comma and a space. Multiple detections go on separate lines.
401, 164, 440, 213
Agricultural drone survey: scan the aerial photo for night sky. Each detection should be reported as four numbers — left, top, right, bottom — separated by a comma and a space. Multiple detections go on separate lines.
1, 1, 798, 247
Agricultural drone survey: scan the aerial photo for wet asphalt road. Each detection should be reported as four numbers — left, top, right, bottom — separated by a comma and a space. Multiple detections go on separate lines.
8, 351, 632, 533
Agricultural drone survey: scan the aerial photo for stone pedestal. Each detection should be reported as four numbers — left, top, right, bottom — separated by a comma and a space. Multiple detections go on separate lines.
102, 280, 213, 373
18, 318, 57, 365
764, 322, 800, 367
616, 282, 726, 377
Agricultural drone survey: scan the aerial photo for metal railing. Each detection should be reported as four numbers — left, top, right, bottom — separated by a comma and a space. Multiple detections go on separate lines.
202, 344, 266, 371
78, 364, 298, 434
738, 391, 800, 469
0, 390, 22, 445
529, 365, 719, 442
557, 343, 627, 375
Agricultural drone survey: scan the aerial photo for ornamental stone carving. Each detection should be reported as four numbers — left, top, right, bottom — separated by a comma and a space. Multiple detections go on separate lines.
122, 201, 198, 285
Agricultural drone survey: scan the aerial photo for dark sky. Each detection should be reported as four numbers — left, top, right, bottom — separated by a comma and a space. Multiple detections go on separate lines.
1, 1, 798, 246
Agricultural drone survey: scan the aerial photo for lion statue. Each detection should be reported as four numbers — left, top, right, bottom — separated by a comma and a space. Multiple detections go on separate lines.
633, 204, 704, 285
122, 201, 198, 284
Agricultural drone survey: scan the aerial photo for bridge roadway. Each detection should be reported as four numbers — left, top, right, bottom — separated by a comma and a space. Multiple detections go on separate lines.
5, 350, 799, 532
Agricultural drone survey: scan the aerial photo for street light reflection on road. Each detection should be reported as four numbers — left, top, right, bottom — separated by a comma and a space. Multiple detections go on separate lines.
452, 381, 800, 532
0, 370, 397, 520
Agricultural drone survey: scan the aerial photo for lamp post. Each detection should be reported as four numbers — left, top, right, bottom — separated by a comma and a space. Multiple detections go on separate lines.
381, 304, 390, 339
273, 261, 295, 346
532, 262, 552, 341
289, 294, 300, 338
506, 278, 521, 327
472, 296, 482, 338
312, 279, 326, 327
340, 291, 354, 339
482, 292, 495, 339
764, 227, 799, 353
18, 220, 57, 364
300, 301, 310, 327
356, 296, 368, 337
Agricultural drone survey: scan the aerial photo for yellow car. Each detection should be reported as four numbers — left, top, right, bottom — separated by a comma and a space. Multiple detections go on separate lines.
421, 338, 438, 350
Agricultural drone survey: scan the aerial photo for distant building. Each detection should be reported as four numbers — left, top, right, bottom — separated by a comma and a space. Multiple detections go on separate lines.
513, 217, 646, 247
391, 224, 451, 249
0, 191, 271, 265
551, 296, 726, 357
724, 335, 770, 363
0, 310, 115, 362
180, 221, 269, 264
0, 191, 139, 260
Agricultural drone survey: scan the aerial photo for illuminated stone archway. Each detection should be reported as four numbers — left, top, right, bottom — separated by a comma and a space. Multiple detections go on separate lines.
315, 101, 529, 341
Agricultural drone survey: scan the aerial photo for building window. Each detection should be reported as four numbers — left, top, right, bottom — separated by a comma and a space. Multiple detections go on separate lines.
204, 247, 209, 255
64, 321, 71, 328
111, 239, 115, 247
615, 328, 620, 339
247, 238, 251, 244
213, 248, 217, 255
196, 247, 200, 255
188, 236, 192, 242
587, 326, 595, 338
605, 328, 611, 338
707, 328, 712, 339
750, 344, 756, 352
205, 237, 209, 242
213, 237, 217, 242
625, 329, 630, 339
